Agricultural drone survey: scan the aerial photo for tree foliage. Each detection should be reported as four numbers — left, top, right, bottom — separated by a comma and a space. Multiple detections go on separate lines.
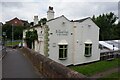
25, 29, 38, 49
38, 18, 47, 25
92, 12, 119, 40
2, 24, 26, 40
116, 22, 120, 37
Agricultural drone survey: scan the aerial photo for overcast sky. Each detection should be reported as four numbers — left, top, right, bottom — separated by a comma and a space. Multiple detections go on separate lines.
0, 0, 120, 23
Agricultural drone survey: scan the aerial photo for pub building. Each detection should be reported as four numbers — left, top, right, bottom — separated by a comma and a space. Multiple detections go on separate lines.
23, 6, 100, 66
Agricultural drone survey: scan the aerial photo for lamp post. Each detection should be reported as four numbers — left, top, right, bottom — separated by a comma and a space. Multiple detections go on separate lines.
12, 24, 14, 48
2, 32, 6, 49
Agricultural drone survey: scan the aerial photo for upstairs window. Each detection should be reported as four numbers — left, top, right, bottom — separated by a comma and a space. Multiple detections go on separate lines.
59, 45, 67, 60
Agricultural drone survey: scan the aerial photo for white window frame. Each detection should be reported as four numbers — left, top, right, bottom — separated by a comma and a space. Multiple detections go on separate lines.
59, 45, 68, 60
84, 44, 92, 57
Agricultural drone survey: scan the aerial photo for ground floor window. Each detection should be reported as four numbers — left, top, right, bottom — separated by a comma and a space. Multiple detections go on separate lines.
59, 45, 67, 60
85, 44, 92, 57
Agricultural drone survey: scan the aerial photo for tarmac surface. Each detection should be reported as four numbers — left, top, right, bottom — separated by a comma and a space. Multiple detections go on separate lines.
2, 48, 43, 78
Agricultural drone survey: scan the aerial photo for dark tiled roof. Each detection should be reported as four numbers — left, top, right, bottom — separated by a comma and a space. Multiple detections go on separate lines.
24, 24, 41, 30
71, 17, 91, 22
6, 17, 19, 23
20, 20, 28, 23
47, 16, 91, 23
47, 15, 70, 22
24, 16, 91, 30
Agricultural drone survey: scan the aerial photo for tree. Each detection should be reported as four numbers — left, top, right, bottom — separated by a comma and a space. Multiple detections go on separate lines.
116, 22, 120, 38
38, 18, 47, 25
2, 24, 27, 40
2, 24, 12, 40
25, 29, 38, 49
92, 15, 95, 21
30, 22, 34, 26
92, 12, 118, 40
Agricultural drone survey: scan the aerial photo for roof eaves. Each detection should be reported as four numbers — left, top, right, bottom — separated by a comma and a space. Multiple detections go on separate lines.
71, 17, 91, 23
47, 15, 70, 22
47, 15, 63, 22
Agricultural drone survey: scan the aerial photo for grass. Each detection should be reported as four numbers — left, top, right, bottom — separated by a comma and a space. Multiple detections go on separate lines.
69, 58, 120, 76
5, 41, 21, 46
97, 72, 120, 80
104, 72, 120, 78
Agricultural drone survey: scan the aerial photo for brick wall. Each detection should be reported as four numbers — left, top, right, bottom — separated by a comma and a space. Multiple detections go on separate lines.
20, 47, 86, 78
6, 18, 24, 26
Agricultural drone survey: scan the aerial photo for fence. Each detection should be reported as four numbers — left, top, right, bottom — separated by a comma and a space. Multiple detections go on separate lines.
20, 47, 86, 78
100, 50, 120, 60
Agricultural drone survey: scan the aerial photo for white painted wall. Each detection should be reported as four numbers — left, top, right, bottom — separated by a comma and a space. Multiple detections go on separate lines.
47, 16, 100, 66
47, 16, 73, 66
34, 26, 45, 55
23, 26, 45, 55
73, 19, 100, 65
23, 16, 100, 66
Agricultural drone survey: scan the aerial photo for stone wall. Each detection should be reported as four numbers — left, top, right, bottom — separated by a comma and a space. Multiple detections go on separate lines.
20, 47, 86, 78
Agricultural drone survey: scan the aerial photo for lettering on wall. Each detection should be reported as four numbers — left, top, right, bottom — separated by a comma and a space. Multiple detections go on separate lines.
56, 30, 68, 36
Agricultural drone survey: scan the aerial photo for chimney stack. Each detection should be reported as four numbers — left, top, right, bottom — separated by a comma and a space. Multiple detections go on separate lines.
34, 16, 38, 26
47, 6, 54, 20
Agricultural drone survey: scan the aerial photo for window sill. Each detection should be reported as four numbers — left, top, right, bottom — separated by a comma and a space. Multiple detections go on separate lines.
84, 55, 91, 57
59, 58, 67, 60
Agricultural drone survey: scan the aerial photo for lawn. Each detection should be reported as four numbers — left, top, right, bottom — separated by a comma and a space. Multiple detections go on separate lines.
5, 41, 21, 46
69, 58, 120, 76
97, 72, 120, 80
104, 72, 120, 78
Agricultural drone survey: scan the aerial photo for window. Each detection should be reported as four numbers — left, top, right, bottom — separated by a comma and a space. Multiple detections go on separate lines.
85, 44, 92, 57
59, 45, 67, 60
15, 21, 17, 23
41, 31, 42, 33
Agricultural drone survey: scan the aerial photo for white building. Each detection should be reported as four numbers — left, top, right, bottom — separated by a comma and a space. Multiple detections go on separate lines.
23, 6, 100, 66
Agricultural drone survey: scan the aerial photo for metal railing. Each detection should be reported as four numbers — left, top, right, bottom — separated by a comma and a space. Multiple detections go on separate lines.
100, 50, 120, 60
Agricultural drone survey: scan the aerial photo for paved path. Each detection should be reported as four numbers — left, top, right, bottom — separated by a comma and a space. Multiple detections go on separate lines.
2, 48, 43, 78
90, 67, 120, 78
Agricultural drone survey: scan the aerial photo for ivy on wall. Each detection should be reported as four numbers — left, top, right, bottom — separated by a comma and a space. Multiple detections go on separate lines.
25, 29, 38, 49
44, 25, 49, 57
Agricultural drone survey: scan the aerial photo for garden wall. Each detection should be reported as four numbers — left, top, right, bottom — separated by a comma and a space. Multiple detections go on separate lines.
20, 47, 86, 78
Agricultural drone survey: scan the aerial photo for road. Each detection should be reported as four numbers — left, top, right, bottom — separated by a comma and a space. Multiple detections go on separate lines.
2, 48, 43, 78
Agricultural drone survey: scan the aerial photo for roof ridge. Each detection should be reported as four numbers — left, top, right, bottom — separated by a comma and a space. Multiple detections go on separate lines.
72, 17, 91, 22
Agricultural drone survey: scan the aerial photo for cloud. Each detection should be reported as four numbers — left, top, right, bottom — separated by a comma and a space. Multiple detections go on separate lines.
118, 1, 120, 21
1, 2, 49, 23
48, 2, 118, 20
1, 0, 34, 2
0, 1, 119, 24
0, 3, 2, 22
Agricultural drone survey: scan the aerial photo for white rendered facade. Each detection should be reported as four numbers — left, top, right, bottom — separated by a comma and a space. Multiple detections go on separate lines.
46, 16, 100, 66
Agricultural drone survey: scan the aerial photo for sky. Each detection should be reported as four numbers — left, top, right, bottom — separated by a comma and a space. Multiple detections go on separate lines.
0, 0, 120, 23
